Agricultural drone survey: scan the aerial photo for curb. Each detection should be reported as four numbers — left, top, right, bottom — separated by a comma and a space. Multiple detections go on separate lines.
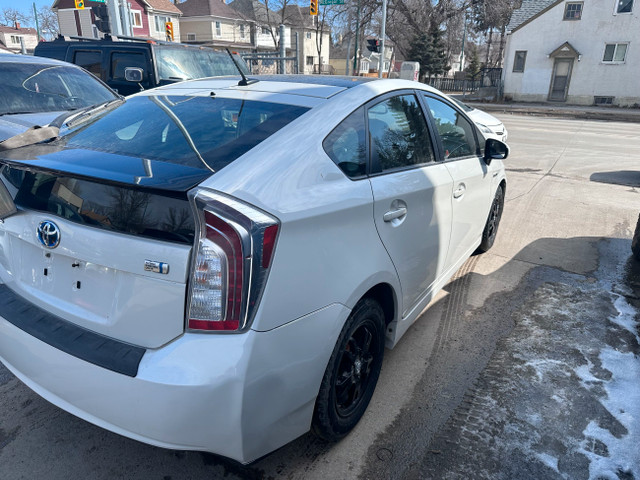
463, 103, 640, 123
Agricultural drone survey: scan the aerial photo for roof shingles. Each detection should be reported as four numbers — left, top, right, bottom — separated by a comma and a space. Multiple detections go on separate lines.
507, 0, 562, 32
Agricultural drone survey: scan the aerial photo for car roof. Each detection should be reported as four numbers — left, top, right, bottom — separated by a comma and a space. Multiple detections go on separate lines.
0, 53, 77, 67
152, 75, 409, 101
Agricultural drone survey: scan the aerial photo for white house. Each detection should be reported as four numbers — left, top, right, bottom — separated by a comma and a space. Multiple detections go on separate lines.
502, 0, 639, 106
0, 24, 38, 53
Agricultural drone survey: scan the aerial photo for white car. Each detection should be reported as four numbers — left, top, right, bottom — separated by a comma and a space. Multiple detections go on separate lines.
450, 97, 508, 142
0, 76, 508, 464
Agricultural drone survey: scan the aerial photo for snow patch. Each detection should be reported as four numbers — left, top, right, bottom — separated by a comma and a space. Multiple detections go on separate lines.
578, 348, 640, 480
610, 295, 640, 344
522, 358, 567, 381
535, 452, 559, 474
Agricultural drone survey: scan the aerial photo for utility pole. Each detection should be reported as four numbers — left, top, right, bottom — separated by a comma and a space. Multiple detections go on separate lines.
377, 0, 387, 78
33, 3, 41, 41
460, 13, 467, 72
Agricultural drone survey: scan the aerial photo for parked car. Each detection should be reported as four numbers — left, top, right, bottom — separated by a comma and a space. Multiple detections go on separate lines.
0, 75, 508, 464
0, 53, 120, 142
34, 35, 251, 95
450, 97, 508, 142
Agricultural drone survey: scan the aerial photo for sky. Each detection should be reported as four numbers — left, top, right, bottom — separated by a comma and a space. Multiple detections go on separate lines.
0, 0, 56, 27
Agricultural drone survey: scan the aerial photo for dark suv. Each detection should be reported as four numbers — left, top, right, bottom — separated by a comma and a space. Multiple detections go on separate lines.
34, 35, 250, 96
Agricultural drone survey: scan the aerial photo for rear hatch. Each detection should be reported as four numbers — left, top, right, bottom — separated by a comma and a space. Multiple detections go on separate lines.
0, 151, 206, 348
0, 93, 309, 348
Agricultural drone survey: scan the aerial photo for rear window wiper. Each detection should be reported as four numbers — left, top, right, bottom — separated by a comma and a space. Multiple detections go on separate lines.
0, 98, 124, 151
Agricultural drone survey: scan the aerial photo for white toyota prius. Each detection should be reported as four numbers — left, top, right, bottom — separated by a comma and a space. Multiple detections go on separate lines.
0, 75, 508, 464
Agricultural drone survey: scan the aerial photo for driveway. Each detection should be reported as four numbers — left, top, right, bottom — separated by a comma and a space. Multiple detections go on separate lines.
1, 115, 638, 480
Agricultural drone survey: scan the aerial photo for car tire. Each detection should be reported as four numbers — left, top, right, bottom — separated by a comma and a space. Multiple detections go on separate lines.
312, 298, 385, 442
478, 184, 504, 253
632, 214, 640, 261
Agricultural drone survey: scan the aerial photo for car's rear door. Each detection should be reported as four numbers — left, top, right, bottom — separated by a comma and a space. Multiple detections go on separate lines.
367, 91, 454, 318
420, 93, 493, 271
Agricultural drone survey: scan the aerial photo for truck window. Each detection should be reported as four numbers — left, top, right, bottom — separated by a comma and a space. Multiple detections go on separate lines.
74, 50, 103, 79
111, 51, 149, 82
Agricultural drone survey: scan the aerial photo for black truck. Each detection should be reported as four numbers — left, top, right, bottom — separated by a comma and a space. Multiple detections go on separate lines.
34, 35, 250, 96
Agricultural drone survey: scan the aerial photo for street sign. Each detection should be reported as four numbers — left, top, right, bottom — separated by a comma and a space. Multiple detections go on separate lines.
74, 0, 85, 9
319, 0, 345, 4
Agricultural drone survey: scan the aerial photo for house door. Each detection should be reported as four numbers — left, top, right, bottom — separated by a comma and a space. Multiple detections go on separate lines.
548, 58, 573, 102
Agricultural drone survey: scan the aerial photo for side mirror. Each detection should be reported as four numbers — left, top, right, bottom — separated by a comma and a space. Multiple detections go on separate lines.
484, 138, 509, 165
124, 67, 144, 83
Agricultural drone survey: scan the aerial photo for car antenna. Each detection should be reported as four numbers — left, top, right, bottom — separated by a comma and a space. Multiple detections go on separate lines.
225, 48, 257, 87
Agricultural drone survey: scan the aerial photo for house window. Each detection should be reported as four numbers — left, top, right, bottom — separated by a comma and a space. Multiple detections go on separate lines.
187, 33, 196, 42
603, 43, 628, 62
262, 26, 270, 35
306, 56, 314, 66
306, 32, 311, 39
10, 35, 21, 44
154, 15, 171, 32
563, 2, 583, 20
215, 21, 221, 37
513, 51, 527, 72
594, 96, 614, 105
617, 0, 634, 13
131, 10, 143, 28
240, 24, 245, 39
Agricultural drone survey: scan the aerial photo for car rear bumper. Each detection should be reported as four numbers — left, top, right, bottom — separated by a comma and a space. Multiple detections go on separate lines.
0, 300, 349, 463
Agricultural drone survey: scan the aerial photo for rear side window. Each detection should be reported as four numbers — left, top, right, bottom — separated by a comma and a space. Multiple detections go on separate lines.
368, 94, 435, 172
74, 50, 103, 78
111, 51, 148, 81
423, 96, 478, 160
62, 96, 309, 171
323, 107, 366, 178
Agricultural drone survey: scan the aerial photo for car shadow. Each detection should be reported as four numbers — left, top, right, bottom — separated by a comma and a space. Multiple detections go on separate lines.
590, 170, 640, 188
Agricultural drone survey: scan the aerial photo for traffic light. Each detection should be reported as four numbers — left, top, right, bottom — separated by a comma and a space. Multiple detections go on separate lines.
165, 22, 173, 41
310, 0, 318, 16
74, 0, 85, 9
93, 5, 110, 34
366, 39, 380, 52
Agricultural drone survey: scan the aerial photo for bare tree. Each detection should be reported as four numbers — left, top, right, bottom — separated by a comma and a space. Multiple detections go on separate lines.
0, 7, 31, 27
37, 6, 59, 40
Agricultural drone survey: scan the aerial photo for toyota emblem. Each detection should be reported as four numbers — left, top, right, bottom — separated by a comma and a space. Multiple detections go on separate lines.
37, 220, 61, 249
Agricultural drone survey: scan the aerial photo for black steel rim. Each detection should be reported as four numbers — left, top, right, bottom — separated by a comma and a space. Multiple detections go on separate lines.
487, 189, 503, 240
334, 321, 378, 418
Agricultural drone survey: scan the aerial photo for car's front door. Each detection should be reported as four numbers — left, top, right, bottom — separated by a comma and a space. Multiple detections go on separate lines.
421, 94, 492, 271
368, 92, 454, 318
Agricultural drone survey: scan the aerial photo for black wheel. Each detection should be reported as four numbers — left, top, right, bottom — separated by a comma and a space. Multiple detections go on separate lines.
632, 213, 640, 261
478, 184, 504, 253
312, 298, 385, 441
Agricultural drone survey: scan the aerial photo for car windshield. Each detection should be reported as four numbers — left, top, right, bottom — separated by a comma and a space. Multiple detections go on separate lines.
154, 47, 250, 81
0, 63, 117, 115
61, 95, 309, 171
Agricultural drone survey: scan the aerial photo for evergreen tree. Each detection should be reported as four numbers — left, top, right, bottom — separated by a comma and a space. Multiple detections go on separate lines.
466, 44, 481, 79
425, 20, 450, 79
408, 33, 431, 81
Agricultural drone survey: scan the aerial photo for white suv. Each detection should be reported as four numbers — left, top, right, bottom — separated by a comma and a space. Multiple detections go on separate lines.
0, 76, 508, 464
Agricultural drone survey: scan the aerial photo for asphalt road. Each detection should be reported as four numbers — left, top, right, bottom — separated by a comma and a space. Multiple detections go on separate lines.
1, 115, 639, 480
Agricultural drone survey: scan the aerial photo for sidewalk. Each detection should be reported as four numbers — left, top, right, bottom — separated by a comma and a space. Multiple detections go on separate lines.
451, 97, 640, 123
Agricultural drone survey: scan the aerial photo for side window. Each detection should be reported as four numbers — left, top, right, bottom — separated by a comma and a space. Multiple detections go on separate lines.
367, 94, 435, 172
617, 0, 633, 13
111, 51, 148, 82
74, 50, 103, 78
423, 96, 478, 160
323, 107, 367, 178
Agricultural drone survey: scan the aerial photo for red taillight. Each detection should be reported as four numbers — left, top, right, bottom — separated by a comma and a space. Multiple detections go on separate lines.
262, 224, 278, 268
187, 191, 279, 333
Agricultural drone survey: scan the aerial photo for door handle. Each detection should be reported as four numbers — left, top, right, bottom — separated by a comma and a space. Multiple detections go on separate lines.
453, 183, 466, 199
383, 207, 407, 222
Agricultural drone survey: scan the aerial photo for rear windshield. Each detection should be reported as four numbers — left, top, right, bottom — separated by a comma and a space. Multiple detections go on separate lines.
0, 63, 117, 115
62, 95, 309, 171
154, 47, 250, 81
